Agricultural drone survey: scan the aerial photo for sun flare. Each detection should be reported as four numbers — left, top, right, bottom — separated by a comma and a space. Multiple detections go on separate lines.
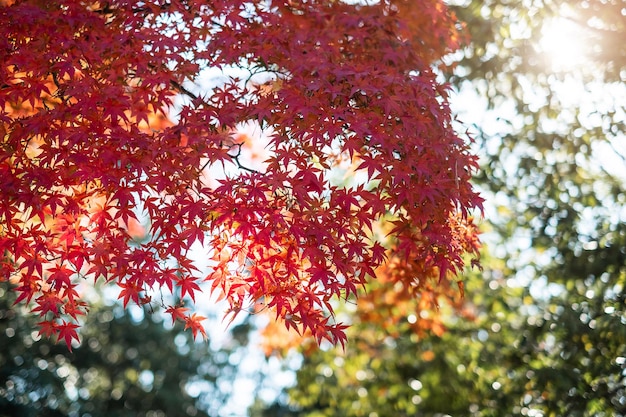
539, 16, 589, 71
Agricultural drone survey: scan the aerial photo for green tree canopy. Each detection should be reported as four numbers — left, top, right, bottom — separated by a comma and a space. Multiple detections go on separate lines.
0, 280, 256, 417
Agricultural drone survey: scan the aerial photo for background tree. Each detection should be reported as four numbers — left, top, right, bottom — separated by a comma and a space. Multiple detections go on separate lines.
1, 0, 481, 349
254, 0, 626, 416
0, 280, 260, 417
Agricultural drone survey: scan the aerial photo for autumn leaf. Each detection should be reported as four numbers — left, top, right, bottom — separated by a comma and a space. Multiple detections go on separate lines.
184, 313, 207, 341
165, 305, 190, 324
176, 277, 202, 302
56, 320, 80, 351
118, 281, 142, 308
37, 320, 58, 339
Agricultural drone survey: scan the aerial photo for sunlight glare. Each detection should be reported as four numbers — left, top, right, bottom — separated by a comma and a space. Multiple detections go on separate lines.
539, 17, 588, 71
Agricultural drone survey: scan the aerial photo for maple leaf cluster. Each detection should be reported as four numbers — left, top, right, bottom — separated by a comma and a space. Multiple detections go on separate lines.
0, 0, 482, 349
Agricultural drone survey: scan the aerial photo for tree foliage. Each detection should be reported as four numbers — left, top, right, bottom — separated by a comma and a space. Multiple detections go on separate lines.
255, 0, 626, 416
0, 0, 482, 348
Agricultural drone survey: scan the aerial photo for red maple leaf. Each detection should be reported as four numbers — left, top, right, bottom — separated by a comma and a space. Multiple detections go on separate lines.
118, 281, 142, 308
165, 305, 190, 324
184, 313, 207, 341
56, 320, 80, 351
176, 277, 202, 302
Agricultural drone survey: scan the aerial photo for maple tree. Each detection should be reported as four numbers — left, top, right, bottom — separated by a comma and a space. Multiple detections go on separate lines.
0, 0, 482, 349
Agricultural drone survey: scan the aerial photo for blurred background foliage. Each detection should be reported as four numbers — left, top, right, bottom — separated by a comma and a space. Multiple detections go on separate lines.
0, 280, 256, 417
253, 0, 626, 416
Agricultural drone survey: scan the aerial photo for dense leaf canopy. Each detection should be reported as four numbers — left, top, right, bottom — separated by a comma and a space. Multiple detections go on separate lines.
0, 0, 481, 348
